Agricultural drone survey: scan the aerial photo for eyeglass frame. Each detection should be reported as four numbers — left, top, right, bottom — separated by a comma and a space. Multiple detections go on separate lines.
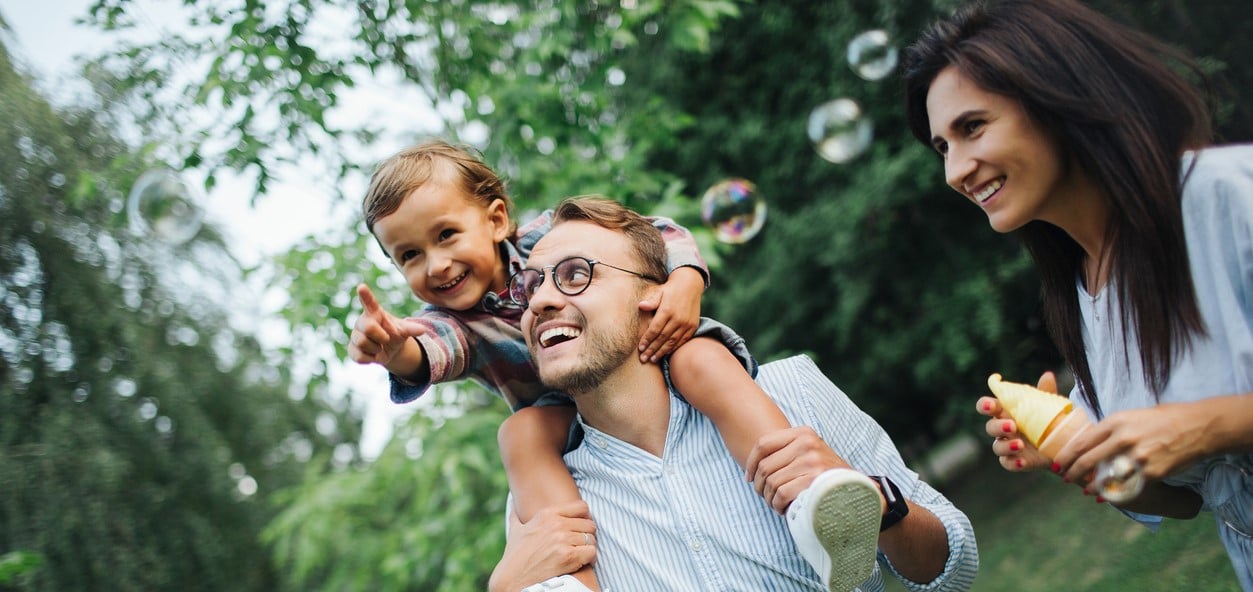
508, 256, 664, 307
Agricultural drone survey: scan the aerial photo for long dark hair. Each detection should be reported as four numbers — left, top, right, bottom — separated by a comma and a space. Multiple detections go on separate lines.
901, 0, 1212, 416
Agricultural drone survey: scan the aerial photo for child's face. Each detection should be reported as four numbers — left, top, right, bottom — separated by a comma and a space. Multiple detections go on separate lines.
372, 176, 511, 311
925, 66, 1077, 234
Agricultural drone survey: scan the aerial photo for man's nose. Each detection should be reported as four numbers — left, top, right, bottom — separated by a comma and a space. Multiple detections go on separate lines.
526, 271, 565, 313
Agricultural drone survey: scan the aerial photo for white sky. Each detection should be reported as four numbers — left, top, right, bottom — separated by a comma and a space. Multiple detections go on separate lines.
2, 0, 434, 458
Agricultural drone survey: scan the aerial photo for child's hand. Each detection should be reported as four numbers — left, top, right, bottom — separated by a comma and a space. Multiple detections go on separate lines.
637, 267, 703, 362
976, 371, 1055, 472
348, 283, 424, 368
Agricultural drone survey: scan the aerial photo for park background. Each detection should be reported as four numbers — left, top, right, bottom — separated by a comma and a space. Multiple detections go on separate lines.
1, 0, 1249, 590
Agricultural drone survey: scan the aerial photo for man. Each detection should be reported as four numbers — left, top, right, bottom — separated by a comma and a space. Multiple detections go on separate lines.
491, 197, 978, 591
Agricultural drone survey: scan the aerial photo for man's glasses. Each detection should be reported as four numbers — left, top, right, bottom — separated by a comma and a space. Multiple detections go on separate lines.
508, 256, 663, 307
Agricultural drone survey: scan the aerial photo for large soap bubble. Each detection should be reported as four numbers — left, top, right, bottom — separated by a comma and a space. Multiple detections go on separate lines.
807, 98, 873, 164
127, 169, 205, 245
700, 178, 766, 244
847, 29, 899, 81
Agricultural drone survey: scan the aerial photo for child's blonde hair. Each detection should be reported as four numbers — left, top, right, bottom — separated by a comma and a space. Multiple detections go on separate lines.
363, 139, 517, 236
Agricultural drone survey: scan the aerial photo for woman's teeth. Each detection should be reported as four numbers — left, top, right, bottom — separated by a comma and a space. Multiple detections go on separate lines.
974, 178, 1003, 203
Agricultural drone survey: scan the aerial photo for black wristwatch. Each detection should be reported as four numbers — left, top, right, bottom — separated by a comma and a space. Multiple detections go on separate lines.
869, 475, 909, 532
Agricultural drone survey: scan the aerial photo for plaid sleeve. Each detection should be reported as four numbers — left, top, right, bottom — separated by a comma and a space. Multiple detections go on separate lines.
648, 215, 710, 288
388, 310, 472, 404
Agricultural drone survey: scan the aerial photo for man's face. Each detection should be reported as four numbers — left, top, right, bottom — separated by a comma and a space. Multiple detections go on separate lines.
520, 221, 647, 394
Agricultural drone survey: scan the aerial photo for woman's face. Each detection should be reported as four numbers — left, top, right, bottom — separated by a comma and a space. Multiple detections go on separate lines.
925, 66, 1078, 233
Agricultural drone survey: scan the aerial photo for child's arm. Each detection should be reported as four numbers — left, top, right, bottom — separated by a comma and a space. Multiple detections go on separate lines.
637, 266, 705, 362
348, 283, 430, 383
636, 215, 710, 362
668, 337, 791, 473
498, 405, 599, 590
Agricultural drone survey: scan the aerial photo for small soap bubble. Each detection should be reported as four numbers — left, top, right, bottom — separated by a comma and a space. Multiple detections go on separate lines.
807, 98, 874, 164
847, 29, 898, 81
700, 178, 766, 244
127, 169, 204, 245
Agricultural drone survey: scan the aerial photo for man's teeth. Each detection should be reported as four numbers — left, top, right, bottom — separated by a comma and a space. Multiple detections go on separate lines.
974, 179, 1003, 203
540, 326, 581, 347
438, 271, 468, 289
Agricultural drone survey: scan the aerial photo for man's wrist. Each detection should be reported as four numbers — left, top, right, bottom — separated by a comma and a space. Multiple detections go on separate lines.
868, 475, 909, 531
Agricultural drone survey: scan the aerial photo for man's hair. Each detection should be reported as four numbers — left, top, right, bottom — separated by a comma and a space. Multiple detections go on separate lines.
551, 196, 668, 283
362, 138, 516, 235
901, 0, 1211, 414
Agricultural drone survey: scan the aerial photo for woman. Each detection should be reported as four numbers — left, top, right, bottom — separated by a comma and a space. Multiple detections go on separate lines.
902, 0, 1253, 588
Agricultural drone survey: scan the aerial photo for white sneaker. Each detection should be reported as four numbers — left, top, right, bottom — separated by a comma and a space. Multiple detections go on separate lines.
786, 468, 882, 592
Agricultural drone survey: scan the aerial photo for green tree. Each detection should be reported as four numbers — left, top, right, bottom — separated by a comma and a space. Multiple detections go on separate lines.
0, 35, 350, 590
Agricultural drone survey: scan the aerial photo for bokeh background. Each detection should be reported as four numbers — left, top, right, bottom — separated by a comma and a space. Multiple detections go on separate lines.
1, 1, 1249, 590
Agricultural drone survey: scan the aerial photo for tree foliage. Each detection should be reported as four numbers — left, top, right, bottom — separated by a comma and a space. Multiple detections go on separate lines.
66, 0, 1253, 588
0, 37, 350, 590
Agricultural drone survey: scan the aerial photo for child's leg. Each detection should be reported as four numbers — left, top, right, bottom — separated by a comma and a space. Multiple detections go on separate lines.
498, 405, 581, 521
668, 336, 791, 468
498, 405, 599, 589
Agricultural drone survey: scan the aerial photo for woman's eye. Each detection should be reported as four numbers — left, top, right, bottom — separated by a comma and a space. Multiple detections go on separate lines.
934, 141, 949, 156
963, 119, 984, 134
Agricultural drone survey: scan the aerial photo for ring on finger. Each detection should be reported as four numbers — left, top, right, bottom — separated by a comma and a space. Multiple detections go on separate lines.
583, 532, 591, 546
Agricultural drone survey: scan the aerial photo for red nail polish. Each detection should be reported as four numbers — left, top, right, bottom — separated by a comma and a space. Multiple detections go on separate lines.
1051, 462, 1061, 473
1015, 459, 1024, 469
1001, 421, 1013, 433
1010, 441, 1020, 452
1096, 496, 1106, 504
981, 402, 991, 412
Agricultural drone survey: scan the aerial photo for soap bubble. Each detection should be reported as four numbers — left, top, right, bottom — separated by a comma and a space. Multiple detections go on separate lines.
807, 98, 873, 164
700, 178, 766, 244
127, 169, 204, 245
847, 29, 898, 81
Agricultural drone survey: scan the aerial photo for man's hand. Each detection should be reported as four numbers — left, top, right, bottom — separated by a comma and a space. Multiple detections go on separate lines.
636, 267, 703, 362
347, 283, 425, 369
744, 426, 852, 514
489, 501, 598, 592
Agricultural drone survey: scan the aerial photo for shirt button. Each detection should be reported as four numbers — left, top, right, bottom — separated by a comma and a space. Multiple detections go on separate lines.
690, 540, 704, 552
595, 437, 608, 449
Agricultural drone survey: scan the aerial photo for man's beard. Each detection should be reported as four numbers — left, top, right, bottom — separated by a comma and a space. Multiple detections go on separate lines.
539, 314, 639, 395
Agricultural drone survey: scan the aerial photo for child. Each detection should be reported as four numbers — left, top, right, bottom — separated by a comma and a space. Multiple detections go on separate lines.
348, 139, 881, 590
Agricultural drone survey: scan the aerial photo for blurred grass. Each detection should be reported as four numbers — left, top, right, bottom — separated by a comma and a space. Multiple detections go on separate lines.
887, 453, 1239, 592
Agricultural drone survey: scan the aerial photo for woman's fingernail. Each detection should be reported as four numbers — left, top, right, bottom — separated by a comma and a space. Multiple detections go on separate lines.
1015, 459, 1024, 469
1096, 496, 1106, 504
1010, 441, 1021, 452
1001, 421, 1013, 433
981, 401, 992, 412
1051, 462, 1061, 473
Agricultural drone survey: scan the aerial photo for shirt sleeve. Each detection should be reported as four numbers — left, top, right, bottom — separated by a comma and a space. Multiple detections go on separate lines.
786, 357, 979, 591
388, 308, 473, 404
646, 215, 710, 288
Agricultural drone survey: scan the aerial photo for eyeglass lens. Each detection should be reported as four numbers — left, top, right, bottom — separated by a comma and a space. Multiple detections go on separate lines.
509, 257, 595, 306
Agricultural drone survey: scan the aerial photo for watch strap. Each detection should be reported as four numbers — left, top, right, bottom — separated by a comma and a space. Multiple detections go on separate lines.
870, 475, 909, 532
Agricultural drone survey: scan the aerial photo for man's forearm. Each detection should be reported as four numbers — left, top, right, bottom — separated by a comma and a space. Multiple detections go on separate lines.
877, 502, 949, 584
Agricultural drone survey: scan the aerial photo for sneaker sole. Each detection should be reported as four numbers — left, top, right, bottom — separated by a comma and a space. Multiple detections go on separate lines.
812, 480, 881, 592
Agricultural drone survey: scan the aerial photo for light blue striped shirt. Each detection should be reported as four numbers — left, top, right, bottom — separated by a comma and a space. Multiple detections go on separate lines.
564, 354, 979, 591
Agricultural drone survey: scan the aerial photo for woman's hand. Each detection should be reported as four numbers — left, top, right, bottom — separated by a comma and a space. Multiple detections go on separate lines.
975, 371, 1057, 472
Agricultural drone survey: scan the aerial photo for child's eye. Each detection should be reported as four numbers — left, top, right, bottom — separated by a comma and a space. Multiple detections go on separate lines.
438, 229, 456, 241
399, 249, 420, 263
